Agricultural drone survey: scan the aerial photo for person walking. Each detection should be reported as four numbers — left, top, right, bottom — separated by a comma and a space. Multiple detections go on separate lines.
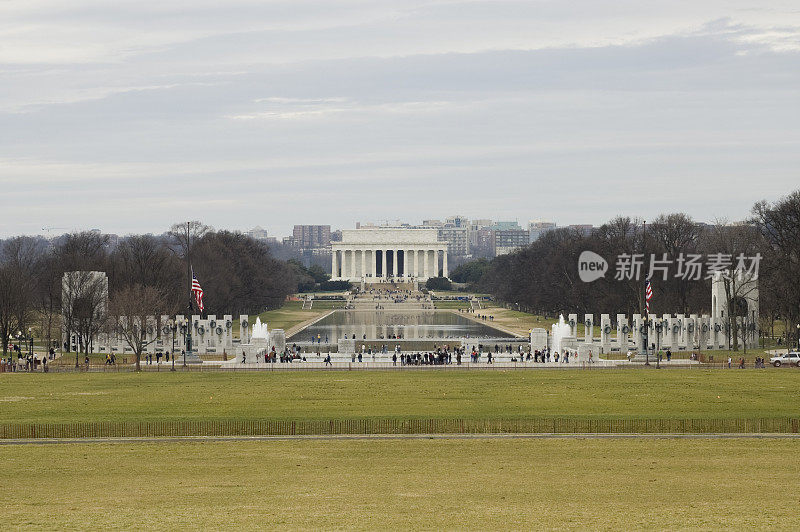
392, 353, 397, 366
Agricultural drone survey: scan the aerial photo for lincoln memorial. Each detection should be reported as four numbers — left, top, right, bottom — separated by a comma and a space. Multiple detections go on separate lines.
331, 227, 448, 283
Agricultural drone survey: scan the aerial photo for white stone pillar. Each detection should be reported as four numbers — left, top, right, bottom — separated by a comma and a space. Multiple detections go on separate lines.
423, 249, 429, 279
372, 249, 377, 279
382, 250, 388, 280
332, 249, 338, 279
393, 249, 398, 278
443, 249, 448, 278
361, 249, 366, 279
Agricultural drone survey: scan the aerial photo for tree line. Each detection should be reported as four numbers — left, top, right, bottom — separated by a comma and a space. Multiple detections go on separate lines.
0, 221, 298, 358
452, 191, 800, 348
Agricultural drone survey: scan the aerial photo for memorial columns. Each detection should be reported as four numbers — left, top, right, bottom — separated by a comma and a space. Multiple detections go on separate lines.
333, 229, 443, 284
443, 249, 448, 278
349, 249, 355, 278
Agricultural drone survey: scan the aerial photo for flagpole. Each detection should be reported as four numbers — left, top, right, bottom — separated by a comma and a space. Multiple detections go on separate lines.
642, 220, 650, 366
185, 221, 192, 366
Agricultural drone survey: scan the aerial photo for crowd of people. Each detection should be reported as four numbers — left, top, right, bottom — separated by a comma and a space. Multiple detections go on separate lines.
1, 346, 57, 372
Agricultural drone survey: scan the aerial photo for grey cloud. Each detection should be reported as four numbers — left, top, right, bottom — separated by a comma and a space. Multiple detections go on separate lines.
0, 4, 798, 237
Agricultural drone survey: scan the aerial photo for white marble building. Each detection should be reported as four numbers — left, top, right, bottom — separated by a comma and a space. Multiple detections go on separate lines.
331, 228, 448, 283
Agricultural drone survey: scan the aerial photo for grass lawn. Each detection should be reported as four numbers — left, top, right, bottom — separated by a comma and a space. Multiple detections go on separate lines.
2, 370, 799, 425
476, 305, 564, 336
250, 301, 335, 336
1, 438, 797, 529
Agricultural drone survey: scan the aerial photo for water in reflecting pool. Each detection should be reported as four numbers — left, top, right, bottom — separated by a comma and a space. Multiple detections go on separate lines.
295, 310, 511, 341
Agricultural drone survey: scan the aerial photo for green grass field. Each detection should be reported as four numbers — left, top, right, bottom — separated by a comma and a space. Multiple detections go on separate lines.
2, 370, 799, 425
2, 438, 798, 529
3, 370, 799, 528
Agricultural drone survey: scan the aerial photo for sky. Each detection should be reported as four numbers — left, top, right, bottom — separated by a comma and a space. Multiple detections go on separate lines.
1, 0, 799, 238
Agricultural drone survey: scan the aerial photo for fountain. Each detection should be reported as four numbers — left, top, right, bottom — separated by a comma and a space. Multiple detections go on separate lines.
550, 314, 572, 354
251, 317, 269, 340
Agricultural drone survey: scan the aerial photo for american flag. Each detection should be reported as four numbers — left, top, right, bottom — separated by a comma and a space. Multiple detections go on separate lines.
191, 269, 204, 313
645, 279, 653, 315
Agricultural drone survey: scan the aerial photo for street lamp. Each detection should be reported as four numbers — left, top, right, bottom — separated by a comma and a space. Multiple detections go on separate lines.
796, 324, 799, 350
182, 318, 188, 367
15, 330, 22, 371
170, 319, 176, 372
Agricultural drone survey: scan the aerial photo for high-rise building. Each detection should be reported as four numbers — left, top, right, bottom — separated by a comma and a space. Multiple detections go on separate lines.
491, 221, 522, 231
438, 225, 470, 257
528, 220, 557, 242
494, 229, 530, 256
445, 215, 469, 228
421, 219, 444, 228
246, 226, 270, 241
567, 224, 594, 237
292, 225, 331, 250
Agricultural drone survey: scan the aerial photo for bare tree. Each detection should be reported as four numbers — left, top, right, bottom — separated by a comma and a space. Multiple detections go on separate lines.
61, 271, 108, 366
649, 213, 705, 313
753, 191, 800, 350
109, 235, 183, 309
35, 253, 63, 355
54, 232, 110, 271
108, 285, 167, 371
0, 238, 39, 358
167, 221, 210, 260
701, 222, 764, 352
0, 265, 26, 359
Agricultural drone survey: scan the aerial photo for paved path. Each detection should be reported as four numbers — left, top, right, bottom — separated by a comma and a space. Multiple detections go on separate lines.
2, 433, 798, 445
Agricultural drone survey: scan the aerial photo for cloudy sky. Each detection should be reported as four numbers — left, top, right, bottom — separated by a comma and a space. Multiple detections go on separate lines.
1, 1, 799, 238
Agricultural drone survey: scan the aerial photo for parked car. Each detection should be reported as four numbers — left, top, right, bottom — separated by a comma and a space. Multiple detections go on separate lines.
770, 352, 800, 367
